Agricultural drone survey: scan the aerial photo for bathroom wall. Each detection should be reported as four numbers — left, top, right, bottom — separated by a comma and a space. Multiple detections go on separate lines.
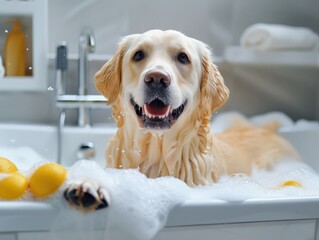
48, 0, 319, 55
0, 0, 318, 124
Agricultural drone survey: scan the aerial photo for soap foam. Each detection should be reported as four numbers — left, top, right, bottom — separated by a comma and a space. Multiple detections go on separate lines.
60, 160, 190, 240
0, 146, 44, 171
249, 111, 294, 128
211, 111, 296, 133
294, 119, 319, 130
48, 159, 319, 240
1, 148, 319, 240
197, 160, 319, 202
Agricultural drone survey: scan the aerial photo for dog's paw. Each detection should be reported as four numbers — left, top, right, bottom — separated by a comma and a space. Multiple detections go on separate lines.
63, 179, 110, 211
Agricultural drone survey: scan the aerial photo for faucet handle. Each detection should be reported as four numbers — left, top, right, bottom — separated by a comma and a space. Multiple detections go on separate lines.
56, 41, 68, 95
77, 142, 96, 160
56, 41, 68, 70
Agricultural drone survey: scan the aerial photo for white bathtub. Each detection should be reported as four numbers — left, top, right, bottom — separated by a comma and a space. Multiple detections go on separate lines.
0, 123, 319, 240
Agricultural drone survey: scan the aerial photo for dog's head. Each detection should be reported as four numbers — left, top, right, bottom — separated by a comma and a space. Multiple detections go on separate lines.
95, 30, 229, 131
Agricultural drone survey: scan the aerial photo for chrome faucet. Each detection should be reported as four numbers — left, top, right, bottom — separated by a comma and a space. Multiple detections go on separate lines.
55, 27, 108, 163
78, 27, 96, 127
78, 27, 95, 96
55, 27, 107, 126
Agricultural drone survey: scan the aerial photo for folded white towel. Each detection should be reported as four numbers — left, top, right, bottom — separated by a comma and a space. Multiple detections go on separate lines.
240, 23, 319, 51
0, 55, 5, 78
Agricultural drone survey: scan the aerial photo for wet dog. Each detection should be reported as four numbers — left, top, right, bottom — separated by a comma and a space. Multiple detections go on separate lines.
64, 30, 299, 211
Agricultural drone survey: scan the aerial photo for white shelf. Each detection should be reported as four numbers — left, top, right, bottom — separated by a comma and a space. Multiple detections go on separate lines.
224, 46, 319, 67
0, 76, 41, 91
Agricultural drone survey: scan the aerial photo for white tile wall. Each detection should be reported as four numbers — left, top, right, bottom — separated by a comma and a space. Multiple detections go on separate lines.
0, 0, 318, 124
48, 0, 319, 56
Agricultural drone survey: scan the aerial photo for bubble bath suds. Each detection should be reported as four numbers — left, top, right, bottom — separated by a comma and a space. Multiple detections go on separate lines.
1, 112, 319, 240
1, 151, 319, 240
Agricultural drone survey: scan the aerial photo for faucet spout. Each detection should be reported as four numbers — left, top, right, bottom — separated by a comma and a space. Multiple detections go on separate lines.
78, 27, 95, 96
78, 27, 96, 127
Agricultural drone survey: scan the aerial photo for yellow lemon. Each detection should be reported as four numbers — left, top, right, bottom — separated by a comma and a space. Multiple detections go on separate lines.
280, 180, 303, 188
29, 162, 67, 198
0, 172, 28, 200
0, 157, 18, 173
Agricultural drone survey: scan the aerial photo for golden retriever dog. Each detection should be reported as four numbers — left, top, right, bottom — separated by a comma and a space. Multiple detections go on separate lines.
64, 29, 299, 210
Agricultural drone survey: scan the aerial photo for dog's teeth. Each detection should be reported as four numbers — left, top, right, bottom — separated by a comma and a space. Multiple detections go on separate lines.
143, 104, 171, 119
166, 106, 170, 117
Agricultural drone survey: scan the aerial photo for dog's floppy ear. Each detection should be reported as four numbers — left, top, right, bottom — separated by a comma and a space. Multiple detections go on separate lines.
200, 46, 229, 120
94, 41, 126, 104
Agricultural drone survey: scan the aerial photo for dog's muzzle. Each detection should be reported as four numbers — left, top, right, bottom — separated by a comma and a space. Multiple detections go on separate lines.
130, 69, 187, 130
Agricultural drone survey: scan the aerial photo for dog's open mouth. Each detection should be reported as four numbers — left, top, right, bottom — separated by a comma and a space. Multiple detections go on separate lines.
130, 97, 186, 130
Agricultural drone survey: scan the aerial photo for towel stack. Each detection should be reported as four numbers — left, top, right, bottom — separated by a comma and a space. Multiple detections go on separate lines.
240, 23, 319, 51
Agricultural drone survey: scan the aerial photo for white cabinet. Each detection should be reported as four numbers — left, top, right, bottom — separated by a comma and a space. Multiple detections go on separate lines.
0, 0, 48, 91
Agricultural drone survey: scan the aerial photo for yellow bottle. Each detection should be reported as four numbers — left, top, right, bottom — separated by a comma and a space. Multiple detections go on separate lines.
4, 20, 26, 76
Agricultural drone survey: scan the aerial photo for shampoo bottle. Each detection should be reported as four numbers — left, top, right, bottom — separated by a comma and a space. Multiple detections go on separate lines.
4, 20, 26, 76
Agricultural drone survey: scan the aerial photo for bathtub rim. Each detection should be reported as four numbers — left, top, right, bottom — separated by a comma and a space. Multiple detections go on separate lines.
1, 196, 319, 232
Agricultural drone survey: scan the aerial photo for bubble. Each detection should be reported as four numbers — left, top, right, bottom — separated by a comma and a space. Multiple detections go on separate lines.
0, 146, 45, 172
28, 67, 32, 70
47, 86, 54, 91
4, 29, 8, 33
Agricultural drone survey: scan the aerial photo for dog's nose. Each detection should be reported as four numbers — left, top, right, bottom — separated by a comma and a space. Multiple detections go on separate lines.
144, 70, 171, 87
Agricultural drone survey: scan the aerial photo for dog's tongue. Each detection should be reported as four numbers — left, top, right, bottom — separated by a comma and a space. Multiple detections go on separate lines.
145, 99, 169, 116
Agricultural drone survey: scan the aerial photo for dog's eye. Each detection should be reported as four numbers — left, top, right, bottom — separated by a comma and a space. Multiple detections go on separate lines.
177, 52, 190, 64
133, 50, 145, 62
